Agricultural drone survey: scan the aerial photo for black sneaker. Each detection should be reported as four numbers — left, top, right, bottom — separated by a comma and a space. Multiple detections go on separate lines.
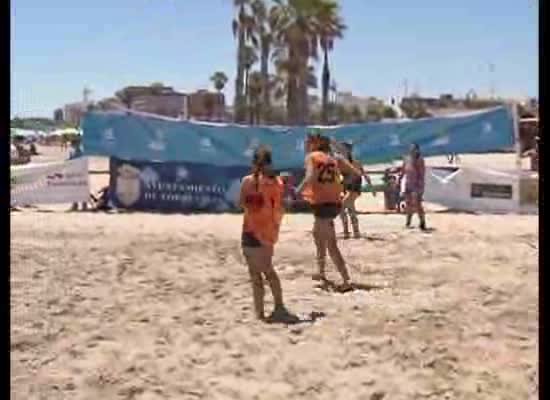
268, 306, 300, 323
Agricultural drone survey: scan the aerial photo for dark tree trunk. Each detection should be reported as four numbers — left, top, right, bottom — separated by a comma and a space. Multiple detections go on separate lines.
286, 48, 298, 125
300, 67, 308, 126
244, 68, 251, 124
296, 60, 308, 126
234, 29, 246, 123
321, 48, 330, 125
260, 39, 270, 124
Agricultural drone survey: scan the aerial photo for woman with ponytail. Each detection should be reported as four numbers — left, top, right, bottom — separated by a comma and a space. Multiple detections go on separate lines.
296, 133, 362, 292
239, 146, 295, 322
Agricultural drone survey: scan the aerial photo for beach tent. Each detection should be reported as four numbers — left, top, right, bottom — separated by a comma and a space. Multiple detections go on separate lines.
11, 128, 40, 138
50, 128, 81, 137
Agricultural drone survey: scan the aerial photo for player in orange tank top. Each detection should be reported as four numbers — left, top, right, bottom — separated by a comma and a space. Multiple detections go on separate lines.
240, 146, 297, 322
296, 133, 363, 292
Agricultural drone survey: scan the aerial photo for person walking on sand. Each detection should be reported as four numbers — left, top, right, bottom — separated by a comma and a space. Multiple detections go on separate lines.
296, 133, 363, 292
240, 146, 296, 322
338, 142, 375, 239
401, 143, 427, 230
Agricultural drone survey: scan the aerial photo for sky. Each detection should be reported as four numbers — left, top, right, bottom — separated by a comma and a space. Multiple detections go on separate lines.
11, 0, 538, 118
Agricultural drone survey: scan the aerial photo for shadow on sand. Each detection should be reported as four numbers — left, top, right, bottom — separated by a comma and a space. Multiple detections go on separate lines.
315, 279, 386, 293
337, 234, 388, 242
266, 311, 327, 326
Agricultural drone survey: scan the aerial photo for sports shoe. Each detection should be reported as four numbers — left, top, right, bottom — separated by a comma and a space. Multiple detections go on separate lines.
337, 281, 354, 292
312, 273, 327, 281
268, 306, 300, 323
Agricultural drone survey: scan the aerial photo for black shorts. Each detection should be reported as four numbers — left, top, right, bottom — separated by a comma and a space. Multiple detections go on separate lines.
312, 203, 341, 219
344, 184, 362, 194
241, 231, 262, 248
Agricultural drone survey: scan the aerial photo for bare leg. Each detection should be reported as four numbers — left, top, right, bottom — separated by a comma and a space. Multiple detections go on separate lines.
340, 195, 350, 238
264, 269, 283, 307
415, 193, 427, 230
243, 247, 266, 320
322, 219, 351, 288
312, 217, 327, 280
347, 193, 361, 238
261, 246, 284, 308
405, 193, 413, 227
250, 270, 265, 320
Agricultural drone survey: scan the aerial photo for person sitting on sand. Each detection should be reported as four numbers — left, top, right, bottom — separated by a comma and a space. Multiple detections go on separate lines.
296, 133, 362, 292
400, 143, 427, 230
447, 153, 460, 165
523, 136, 539, 172
90, 186, 111, 211
383, 172, 400, 211
240, 146, 295, 322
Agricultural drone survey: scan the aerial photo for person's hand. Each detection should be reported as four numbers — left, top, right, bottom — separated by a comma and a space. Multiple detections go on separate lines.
283, 197, 294, 209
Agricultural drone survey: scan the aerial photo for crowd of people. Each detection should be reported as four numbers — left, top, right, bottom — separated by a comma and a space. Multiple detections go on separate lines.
239, 131, 428, 322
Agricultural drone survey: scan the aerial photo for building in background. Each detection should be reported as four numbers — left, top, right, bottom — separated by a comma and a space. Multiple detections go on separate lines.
336, 92, 385, 111
53, 108, 64, 122
96, 97, 124, 111
114, 85, 188, 118
63, 102, 87, 126
187, 90, 226, 122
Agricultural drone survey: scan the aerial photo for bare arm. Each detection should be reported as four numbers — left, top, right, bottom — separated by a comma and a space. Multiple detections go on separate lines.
418, 158, 426, 193
272, 179, 285, 225
398, 160, 406, 179
338, 158, 362, 177
361, 166, 378, 196
239, 178, 249, 209
361, 166, 373, 186
296, 155, 315, 194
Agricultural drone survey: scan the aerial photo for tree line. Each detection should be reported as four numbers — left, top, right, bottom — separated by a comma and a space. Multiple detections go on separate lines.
211, 0, 348, 126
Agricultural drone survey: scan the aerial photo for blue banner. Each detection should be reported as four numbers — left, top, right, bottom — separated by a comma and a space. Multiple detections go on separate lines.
109, 157, 305, 212
84, 107, 514, 168
110, 158, 248, 212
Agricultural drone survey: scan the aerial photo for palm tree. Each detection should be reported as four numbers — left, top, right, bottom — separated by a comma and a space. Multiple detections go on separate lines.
250, 0, 278, 123
204, 96, 216, 121
273, 59, 318, 123
210, 71, 229, 93
115, 88, 134, 109
314, 0, 346, 124
232, 0, 257, 122
247, 71, 264, 124
242, 45, 259, 106
271, 0, 329, 125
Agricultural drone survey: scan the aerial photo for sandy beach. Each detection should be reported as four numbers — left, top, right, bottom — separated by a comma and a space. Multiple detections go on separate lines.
11, 148, 538, 400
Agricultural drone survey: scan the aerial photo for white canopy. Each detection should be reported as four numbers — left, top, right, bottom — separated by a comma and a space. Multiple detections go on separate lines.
11, 128, 40, 138
50, 128, 82, 136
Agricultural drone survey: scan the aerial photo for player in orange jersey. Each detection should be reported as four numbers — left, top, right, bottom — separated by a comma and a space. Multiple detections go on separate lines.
296, 133, 363, 292
240, 146, 296, 322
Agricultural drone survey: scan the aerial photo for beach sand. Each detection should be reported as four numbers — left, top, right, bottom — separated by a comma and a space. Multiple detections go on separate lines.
11, 211, 538, 400
11, 147, 538, 399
